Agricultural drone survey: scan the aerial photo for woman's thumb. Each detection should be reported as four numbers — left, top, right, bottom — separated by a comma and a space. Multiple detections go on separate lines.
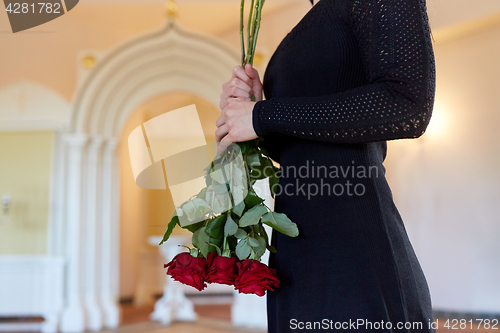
245, 64, 259, 80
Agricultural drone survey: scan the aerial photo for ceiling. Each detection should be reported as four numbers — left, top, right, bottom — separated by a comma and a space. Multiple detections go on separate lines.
70, 0, 500, 39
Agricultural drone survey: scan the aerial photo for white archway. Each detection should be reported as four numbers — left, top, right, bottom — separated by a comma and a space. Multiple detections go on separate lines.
60, 20, 241, 332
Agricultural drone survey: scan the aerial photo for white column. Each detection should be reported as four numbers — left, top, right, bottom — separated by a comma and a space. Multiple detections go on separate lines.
148, 236, 197, 325
84, 137, 104, 331
60, 134, 88, 333
100, 138, 121, 329
47, 131, 66, 257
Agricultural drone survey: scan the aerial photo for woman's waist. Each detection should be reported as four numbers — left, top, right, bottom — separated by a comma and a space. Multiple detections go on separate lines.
273, 137, 386, 173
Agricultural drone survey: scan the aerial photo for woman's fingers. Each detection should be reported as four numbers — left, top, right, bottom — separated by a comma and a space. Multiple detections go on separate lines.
219, 68, 254, 110
220, 85, 251, 101
216, 135, 233, 156
223, 77, 252, 95
219, 96, 249, 112
215, 124, 229, 143
232, 65, 252, 86
244, 64, 263, 101
215, 115, 226, 128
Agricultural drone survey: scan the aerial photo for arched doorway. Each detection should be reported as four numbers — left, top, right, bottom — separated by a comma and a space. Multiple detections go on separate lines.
118, 92, 226, 305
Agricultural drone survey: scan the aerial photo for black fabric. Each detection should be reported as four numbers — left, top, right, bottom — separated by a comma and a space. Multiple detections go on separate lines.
252, 0, 436, 332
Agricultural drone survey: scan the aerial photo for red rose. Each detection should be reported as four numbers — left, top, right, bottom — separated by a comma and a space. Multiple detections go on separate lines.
206, 252, 238, 285
234, 259, 280, 296
164, 252, 207, 291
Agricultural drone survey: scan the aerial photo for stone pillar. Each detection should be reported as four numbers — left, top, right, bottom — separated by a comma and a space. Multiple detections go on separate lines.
100, 138, 120, 329
47, 131, 66, 257
84, 137, 104, 331
60, 134, 88, 333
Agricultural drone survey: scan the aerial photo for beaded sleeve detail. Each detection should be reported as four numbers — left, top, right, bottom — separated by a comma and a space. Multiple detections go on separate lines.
253, 0, 436, 143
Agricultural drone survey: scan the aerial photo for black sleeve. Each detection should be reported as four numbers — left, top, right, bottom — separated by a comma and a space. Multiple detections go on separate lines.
252, 0, 436, 143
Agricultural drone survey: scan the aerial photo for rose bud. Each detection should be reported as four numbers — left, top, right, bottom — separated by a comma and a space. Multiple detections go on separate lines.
234, 259, 280, 297
164, 252, 207, 291
206, 251, 238, 285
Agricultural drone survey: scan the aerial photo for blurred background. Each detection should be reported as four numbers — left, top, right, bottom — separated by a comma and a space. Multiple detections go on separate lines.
0, 0, 499, 332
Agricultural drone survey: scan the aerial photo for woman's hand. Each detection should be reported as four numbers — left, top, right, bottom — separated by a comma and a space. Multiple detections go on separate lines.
215, 99, 258, 156
219, 64, 263, 110
216, 64, 263, 155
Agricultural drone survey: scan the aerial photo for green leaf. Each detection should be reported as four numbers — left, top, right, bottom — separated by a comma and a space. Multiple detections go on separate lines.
234, 228, 247, 239
244, 191, 265, 208
211, 169, 227, 186
259, 155, 275, 178
224, 215, 239, 237
261, 212, 299, 237
184, 221, 204, 233
192, 228, 202, 248
206, 214, 227, 238
181, 201, 196, 221
247, 236, 260, 247
249, 164, 266, 181
246, 153, 261, 167
231, 184, 246, 209
196, 226, 223, 258
235, 239, 251, 260
159, 214, 179, 245
252, 234, 267, 258
213, 184, 228, 194
259, 146, 270, 157
211, 186, 232, 214
239, 205, 267, 227
237, 140, 257, 155
233, 200, 245, 217
175, 208, 184, 217
197, 227, 211, 258
259, 224, 268, 243
205, 170, 213, 186
180, 198, 212, 224
208, 244, 221, 256
196, 187, 208, 199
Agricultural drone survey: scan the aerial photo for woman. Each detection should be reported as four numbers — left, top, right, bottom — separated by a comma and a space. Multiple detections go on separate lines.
216, 0, 436, 331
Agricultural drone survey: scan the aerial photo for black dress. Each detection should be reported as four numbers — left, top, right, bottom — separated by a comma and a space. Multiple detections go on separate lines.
251, 0, 436, 332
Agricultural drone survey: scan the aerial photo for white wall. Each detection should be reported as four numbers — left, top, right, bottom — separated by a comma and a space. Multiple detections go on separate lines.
385, 22, 500, 314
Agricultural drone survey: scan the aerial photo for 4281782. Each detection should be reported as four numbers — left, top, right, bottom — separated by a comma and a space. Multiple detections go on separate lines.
5, 3, 62, 14
442, 318, 498, 330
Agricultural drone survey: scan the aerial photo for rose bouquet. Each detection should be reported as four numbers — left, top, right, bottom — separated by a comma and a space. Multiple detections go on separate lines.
160, 0, 299, 297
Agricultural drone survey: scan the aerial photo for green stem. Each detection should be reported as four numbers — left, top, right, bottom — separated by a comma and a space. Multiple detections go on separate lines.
249, 0, 264, 66
246, 0, 259, 65
240, 0, 246, 65
221, 236, 231, 257
246, 0, 254, 65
